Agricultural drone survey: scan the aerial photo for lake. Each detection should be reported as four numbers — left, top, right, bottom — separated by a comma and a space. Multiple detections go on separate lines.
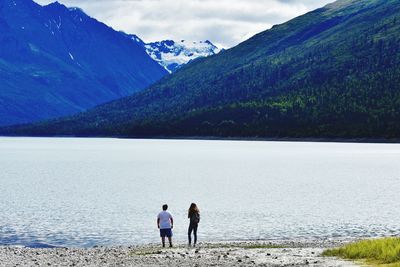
0, 137, 399, 248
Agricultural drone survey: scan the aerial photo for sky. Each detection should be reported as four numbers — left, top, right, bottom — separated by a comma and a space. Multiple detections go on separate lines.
34, 0, 334, 48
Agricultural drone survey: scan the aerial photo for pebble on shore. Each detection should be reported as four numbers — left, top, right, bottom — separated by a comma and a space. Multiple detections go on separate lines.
0, 241, 358, 267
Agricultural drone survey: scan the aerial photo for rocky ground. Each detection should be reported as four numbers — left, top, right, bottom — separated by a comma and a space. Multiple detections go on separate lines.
0, 241, 358, 266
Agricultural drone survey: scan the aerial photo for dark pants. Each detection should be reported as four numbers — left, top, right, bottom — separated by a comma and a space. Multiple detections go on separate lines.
188, 223, 198, 245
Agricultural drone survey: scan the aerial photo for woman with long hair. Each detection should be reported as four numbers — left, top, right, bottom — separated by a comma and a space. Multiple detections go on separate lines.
188, 203, 200, 247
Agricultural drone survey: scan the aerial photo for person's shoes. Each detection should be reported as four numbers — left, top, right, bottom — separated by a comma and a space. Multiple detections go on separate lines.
169, 244, 173, 248
162, 244, 165, 248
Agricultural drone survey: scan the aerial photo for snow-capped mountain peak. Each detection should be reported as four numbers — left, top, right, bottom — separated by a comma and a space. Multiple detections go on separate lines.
131, 37, 221, 73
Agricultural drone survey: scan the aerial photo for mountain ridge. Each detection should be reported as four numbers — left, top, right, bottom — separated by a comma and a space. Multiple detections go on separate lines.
2, 0, 400, 138
129, 36, 221, 73
0, 0, 167, 126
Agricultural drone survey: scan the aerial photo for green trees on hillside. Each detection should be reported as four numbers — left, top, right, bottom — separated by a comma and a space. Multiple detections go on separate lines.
2, 0, 400, 139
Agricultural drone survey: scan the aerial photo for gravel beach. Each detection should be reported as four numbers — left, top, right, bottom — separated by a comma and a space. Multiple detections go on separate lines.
0, 241, 358, 266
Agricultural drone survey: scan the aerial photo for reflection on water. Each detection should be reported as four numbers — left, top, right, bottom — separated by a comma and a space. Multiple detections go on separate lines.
0, 138, 399, 247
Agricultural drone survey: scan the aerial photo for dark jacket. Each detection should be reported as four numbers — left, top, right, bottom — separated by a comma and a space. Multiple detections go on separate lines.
189, 212, 200, 225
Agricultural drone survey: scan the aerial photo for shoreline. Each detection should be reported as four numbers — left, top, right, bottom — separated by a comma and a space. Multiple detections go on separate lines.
1, 135, 400, 144
0, 240, 358, 266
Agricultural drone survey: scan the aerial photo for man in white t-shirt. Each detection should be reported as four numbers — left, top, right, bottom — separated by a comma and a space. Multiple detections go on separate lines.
157, 204, 174, 247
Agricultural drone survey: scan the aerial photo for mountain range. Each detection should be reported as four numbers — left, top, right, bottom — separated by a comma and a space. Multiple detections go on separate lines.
2, 0, 400, 139
140, 39, 221, 73
0, 0, 167, 126
124, 34, 221, 73
0, 0, 218, 126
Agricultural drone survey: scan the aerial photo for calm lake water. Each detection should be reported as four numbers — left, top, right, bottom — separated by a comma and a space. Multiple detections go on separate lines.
0, 137, 399, 248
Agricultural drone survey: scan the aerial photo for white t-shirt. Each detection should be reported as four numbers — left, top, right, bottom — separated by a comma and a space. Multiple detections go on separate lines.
157, 211, 173, 229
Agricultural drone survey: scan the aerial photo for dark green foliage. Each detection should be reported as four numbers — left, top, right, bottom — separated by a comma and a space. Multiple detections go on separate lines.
3, 0, 400, 139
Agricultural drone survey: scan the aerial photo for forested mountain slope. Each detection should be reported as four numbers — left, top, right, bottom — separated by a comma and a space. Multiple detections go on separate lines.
3, 0, 400, 138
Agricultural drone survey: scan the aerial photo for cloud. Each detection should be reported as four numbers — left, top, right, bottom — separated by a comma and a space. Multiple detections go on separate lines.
33, 0, 334, 48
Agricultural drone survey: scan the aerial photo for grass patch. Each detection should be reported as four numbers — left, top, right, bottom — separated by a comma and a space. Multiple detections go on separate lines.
323, 237, 400, 266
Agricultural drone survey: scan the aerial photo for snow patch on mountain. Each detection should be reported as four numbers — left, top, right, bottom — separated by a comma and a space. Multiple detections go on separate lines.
129, 34, 145, 46
130, 37, 221, 73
